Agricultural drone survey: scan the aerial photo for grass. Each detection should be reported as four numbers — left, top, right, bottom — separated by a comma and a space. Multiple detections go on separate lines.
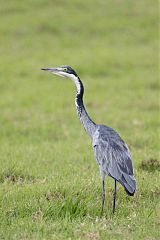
0, 0, 159, 239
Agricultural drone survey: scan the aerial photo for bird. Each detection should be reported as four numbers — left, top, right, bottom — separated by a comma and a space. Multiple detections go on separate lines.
41, 65, 136, 215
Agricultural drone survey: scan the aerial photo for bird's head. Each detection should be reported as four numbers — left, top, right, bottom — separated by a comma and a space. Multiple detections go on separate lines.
41, 65, 78, 79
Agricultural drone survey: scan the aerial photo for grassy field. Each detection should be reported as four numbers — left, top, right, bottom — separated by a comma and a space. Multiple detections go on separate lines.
0, 0, 159, 239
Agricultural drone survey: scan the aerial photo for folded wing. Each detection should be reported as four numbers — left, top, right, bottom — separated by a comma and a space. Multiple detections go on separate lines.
93, 125, 136, 195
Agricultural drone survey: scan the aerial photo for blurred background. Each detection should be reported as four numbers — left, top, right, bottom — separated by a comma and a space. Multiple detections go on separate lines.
0, 0, 158, 158
0, 0, 159, 239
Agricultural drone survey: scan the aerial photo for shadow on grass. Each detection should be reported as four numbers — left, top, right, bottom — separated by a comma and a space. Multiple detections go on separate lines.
139, 158, 160, 172
0, 168, 35, 184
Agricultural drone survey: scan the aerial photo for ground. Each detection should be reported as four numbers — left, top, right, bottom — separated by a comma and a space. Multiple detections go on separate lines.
0, 0, 159, 239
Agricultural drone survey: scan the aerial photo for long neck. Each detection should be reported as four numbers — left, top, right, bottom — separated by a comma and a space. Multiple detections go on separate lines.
71, 75, 96, 138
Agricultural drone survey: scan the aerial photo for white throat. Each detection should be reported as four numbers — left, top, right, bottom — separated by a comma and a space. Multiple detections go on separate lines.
69, 74, 81, 94
61, 72, 81, 94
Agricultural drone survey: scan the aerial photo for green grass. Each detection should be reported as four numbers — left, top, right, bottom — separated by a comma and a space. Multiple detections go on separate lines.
0, 0, 159, 239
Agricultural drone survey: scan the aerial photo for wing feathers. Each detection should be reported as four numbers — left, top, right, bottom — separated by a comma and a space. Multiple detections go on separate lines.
93, 126, 136, 195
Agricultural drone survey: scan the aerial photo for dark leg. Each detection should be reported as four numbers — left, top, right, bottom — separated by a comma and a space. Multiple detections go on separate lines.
101, 174, 105, 217
113, 179, 117, 214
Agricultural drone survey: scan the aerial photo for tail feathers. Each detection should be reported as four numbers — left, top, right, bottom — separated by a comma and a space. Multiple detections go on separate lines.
120, 173, 136, 196
125, 188, 135, 196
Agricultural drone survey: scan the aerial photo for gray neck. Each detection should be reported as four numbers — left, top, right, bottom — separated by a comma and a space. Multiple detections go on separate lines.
70, 74, 96, 138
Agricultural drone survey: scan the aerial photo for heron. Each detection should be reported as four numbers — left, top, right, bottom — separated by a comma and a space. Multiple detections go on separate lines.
41, 65, 136, 215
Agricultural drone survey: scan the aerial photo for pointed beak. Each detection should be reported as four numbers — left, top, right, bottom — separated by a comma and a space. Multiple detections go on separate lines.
41, 68, 58, 73
41, 67, 64, 77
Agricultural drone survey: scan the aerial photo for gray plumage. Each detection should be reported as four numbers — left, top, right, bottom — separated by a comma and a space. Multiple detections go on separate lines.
41, 65, 136, 215
93, 125, 136, 194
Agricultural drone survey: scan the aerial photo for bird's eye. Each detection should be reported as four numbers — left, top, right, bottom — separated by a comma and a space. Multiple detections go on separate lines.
63, 68, 67, 72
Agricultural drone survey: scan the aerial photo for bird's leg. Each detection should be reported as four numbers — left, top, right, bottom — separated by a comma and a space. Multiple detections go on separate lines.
112, 179, 117, 214
101, 173, 105, 217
